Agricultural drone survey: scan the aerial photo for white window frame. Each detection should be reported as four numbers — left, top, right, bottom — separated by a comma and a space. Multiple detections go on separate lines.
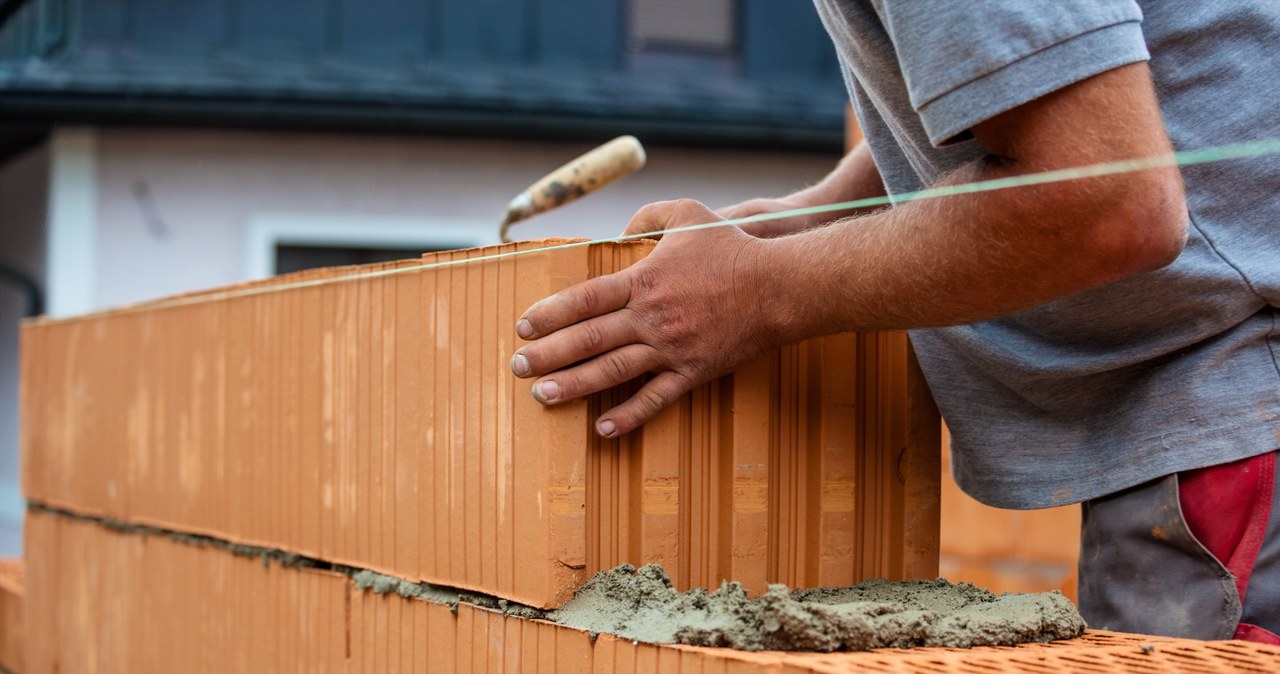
243, 212, 499, 280
46, 127, 98, 317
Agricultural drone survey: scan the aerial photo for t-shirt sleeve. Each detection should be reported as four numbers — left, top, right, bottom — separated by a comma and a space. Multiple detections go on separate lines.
877, 0, 1150, 146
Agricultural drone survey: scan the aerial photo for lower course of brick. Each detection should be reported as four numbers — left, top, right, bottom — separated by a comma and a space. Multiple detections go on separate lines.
25, 508, 1279, 674
0, 558, 20, 674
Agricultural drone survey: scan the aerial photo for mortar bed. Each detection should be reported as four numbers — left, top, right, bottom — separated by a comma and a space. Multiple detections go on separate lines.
543, 563, 1084, 651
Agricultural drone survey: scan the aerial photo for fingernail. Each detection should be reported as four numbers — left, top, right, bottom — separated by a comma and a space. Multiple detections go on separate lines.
516, 319, 533, 339
510, 353, 530, 377
597, 419, 617, 438
533, 380, 559, 402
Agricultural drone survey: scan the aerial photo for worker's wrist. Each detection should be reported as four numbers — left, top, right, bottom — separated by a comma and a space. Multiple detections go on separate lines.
747, 236, 809, 348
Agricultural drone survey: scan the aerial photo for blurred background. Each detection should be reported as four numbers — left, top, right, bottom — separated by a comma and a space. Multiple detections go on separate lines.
0, 0, 1077, 601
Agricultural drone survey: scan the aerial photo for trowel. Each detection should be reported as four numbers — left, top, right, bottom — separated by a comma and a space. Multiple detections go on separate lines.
498, 135, 647, 243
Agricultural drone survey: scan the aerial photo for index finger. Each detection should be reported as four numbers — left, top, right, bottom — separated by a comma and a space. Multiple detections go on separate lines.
621, 199, 702, 238
517, 272, 632, 341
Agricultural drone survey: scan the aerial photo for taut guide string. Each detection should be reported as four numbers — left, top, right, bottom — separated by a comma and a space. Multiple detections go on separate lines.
41, 137, 1280, 323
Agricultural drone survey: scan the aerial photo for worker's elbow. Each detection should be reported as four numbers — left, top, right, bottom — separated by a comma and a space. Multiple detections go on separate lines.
1089, 170, 1188, 278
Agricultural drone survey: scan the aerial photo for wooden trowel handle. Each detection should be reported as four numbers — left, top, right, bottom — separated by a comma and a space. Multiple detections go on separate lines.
500, 136, 647, 242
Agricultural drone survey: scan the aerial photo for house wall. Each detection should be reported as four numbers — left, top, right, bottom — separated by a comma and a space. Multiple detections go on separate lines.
92, 128, 838, 309
0, 143, 50, 554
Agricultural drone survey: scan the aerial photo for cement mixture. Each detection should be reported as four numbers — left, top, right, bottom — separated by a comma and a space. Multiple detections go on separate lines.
548, 564, 1086, 651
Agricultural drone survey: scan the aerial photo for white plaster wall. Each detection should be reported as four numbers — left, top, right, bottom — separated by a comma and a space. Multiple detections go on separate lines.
0, 143, 50, 554
94, 128, 838, 307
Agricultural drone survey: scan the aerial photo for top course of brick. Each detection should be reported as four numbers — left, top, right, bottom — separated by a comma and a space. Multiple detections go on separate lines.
20, 239, 939, 609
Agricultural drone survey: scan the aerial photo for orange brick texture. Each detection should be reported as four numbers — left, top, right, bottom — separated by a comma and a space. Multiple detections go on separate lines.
0, 558, 20, 674
937, 426, 1081, 600
24, 509, 1280, 674
21, 240, 938, 609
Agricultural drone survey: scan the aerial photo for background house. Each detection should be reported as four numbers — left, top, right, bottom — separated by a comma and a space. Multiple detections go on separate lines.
0, 0, 848, 555
0, 0, 1078, 601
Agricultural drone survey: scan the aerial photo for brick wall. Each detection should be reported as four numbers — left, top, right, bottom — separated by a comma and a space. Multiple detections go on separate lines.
22, 240, 939, 610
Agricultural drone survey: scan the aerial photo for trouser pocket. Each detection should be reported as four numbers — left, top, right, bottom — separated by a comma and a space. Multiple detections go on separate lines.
1079, 471, 1239, 639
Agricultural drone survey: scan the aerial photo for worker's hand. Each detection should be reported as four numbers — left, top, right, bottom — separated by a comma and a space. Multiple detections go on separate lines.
616, 198, 732, 239
511, 199, 776, 437
715, 197, 831, 238
619, 196, 827, 240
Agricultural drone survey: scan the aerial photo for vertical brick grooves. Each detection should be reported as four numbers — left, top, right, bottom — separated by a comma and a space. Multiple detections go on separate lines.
714, 377, 737, 593
791, 342, 810, 584
710, 378, 728, 590
22, 239, 937, 612
280, 277, 293, 575
586, 391, 604, 579
586, 243, 609, 582
676, 392, 696, 588
396, 258, 420, 594
679, 388, 696, 590
378, 266, 393, 580
466, 246, 483, 593
853, 332, 878, 581
765, 350, 784, 587
854, 332, 884, 580
803, 342, 826, 585
814, 337, 855, 585
881, 332, 910, 579
495, 243, 513, 597
430, 252, 447, 586
598, 337, 938, 597
0, 560, 22, 674
34, 506, 1273, 671
732, 357, 769, 592
776, 346, 791, 586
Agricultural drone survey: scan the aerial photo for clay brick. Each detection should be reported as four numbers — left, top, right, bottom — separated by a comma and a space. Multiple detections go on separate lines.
24, 509, 1280, 673
0, 558, 21, 674
22, 239, 937, 607
588, 329, 929, 596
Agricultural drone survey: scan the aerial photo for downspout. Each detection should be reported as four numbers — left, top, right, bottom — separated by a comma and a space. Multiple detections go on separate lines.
0, 263, 43, 316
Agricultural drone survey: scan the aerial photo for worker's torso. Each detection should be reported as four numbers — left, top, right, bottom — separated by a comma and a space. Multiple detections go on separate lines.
814, 0, 1280, 508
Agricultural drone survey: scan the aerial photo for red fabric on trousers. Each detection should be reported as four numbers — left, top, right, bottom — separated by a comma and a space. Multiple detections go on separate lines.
1179, 451, 1279, 644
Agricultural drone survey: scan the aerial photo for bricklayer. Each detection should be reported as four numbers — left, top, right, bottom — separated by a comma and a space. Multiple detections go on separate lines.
21, 240, 939, 608
25, 510, 1279, 674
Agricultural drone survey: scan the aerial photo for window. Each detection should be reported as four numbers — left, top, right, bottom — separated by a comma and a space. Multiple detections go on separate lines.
244, 213, 497, 280
274, 244, 444, 275
627, 0, 739, 78
628, 0, 737, 54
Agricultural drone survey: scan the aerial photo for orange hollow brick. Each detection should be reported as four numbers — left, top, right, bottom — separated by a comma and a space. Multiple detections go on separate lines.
22, 509, 1280, 674
0, 558, 21, 674
21, 239, 939, 608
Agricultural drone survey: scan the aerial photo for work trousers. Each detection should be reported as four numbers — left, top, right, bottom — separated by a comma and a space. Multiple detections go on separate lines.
1078, 450, 1279, 642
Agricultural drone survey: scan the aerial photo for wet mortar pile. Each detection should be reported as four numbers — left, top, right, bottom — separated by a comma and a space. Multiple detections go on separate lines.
34, 503, 1085, 653
546, 564, 1086, 651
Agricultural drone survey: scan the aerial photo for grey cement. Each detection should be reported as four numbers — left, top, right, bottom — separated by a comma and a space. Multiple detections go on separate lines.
548, 564, 1086, 651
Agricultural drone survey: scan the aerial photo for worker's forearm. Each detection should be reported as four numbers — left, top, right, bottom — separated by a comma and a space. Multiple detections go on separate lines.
721, 142, 887, 238
513, 63, 1189, 437
756, 154, 1187, 340
789, 141, 887, 209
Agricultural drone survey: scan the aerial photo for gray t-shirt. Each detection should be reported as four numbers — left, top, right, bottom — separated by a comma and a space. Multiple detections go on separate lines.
813, 0, 1280, 508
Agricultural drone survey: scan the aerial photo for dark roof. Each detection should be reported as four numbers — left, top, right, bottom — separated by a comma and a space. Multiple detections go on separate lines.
0, 0, 848, 156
